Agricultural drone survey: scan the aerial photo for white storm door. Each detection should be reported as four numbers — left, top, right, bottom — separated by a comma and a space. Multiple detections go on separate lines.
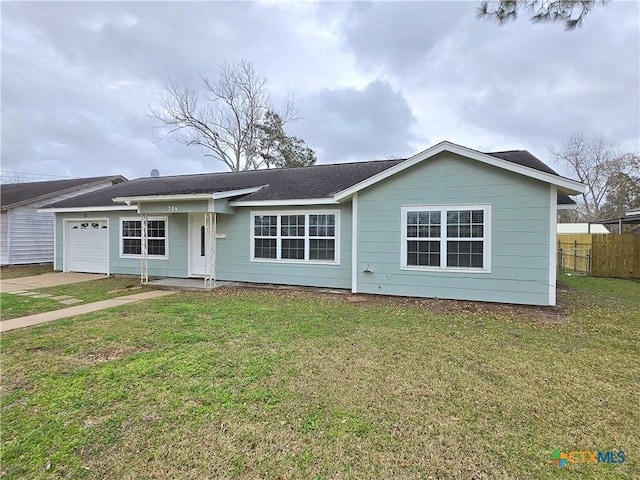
189, 215, 206, 277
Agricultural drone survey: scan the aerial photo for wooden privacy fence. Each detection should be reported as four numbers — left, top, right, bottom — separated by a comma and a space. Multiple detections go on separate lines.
591, 234, 640, 279
557, 233, 640, 279
557, 235, 592, 275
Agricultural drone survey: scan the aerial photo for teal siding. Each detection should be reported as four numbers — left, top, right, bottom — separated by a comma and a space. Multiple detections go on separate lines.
55, 206, 351, 287
356, 152, 553, 305
55, 212, 189, 278
215, 204, 352, 289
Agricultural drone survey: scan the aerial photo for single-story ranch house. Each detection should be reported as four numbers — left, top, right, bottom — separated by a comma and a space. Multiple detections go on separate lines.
41, 141, 585, 306
1, 175, 126, 265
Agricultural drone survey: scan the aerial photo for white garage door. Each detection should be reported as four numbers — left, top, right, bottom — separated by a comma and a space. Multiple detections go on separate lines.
66, 220, 109, 274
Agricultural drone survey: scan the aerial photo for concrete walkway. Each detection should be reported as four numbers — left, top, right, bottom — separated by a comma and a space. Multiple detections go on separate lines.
0, 290, 176, 333
1, 272, 108, 293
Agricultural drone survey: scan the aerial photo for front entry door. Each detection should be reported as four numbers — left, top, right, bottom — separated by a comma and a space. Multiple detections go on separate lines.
189, 215, 206, 277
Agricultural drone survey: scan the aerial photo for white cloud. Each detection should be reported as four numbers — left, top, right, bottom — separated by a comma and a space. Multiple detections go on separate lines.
1, 1, 638, 182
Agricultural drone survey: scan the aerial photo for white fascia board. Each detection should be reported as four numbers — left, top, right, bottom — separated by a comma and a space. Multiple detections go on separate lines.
557, 204, 578, 210
333, 141, 586, 201
38, 205, 138, 213
112, 193, 214, 204
212, 185, 267, 199
229, 198, 338, 207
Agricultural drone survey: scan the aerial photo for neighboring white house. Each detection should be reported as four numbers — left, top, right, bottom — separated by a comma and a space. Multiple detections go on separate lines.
557, 223, 610, 234
1, 176, 126, 265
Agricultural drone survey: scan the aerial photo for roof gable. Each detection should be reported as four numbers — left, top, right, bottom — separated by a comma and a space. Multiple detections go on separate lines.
333, 141, 585, 201
1, 176, 126, 210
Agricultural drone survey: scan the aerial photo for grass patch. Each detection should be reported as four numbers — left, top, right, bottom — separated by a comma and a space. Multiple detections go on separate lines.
1, 278, 638, 479
0, 264, 53, 279
1, 277, 147, 320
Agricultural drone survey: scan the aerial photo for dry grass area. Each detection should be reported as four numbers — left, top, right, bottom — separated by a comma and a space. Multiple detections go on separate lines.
1, 275, 638, 479
0, 264, 54, 280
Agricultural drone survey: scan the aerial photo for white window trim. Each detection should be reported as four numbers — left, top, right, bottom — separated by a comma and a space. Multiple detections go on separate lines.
250, 210, 341, 265
119, 216, 169, 259
400, 204, 492, 273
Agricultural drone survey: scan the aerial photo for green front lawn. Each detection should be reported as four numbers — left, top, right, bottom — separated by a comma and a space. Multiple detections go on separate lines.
1, 277, 148, 320
1, 277, 638, 479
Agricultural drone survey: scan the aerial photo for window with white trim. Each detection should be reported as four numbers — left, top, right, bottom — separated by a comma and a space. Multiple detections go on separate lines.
251, 211, 339, 263
402, 205, 490, 271
121, 217, 168, 257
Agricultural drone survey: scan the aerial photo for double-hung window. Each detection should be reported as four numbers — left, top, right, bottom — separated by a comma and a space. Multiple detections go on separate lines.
251, 211, 339, 263
401, 205, 490, 271
121, 217, 168, 258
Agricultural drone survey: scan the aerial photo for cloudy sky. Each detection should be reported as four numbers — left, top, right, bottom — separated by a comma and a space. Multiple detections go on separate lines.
2, 1, 639, 183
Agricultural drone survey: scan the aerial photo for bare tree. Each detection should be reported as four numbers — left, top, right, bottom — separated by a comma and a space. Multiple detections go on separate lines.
477, 0, 610, 30
149, 59, 306, 172
552, 131, 640, 221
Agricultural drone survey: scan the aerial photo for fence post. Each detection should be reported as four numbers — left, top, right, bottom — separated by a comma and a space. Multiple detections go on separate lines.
587, 249, 592, 276
573, 240, 578, 272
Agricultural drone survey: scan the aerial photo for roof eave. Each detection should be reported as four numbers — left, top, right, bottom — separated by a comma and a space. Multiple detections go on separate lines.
229, 197, 338, 207
113, 193, 215, 205
333, 141, 586, 201
38, 205, 138, 213
112, 186, 267, 205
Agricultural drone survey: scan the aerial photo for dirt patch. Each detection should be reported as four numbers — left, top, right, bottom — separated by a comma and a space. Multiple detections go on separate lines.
107, 285, 143, 294
82, 346, 149, 366
211, 286, 567, 323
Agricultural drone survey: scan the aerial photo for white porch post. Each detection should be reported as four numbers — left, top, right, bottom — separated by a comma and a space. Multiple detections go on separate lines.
140, 213, 149, 284
204, 212, 216, 288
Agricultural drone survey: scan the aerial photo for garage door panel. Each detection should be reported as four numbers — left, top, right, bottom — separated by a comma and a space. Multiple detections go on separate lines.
66, 221, 109, 274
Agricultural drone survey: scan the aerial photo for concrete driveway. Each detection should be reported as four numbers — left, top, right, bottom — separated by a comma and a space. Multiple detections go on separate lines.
0, 272, 108, 293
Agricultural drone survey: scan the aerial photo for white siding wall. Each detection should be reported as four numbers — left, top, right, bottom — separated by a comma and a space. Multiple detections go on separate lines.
0, 211, 8, 265
9, 206, 55, 264
5, 180, 118, 265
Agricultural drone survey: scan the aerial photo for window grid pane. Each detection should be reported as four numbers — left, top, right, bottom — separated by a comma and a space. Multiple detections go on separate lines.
446, 209, 484, 239
281, 215, 305, 237
407, 240, 440, 267
254, 238, 277, 259
407, 210, 440, 238
310, 239, 335, 261
309, 214, 335, 237
281, 239, 305, 260
123, 238, 141, 255
122, 221, 141, 238
254, 216, 277, 237
447, 241, 483, 268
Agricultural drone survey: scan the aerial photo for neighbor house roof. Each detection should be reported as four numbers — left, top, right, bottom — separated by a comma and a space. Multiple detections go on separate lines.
1, 175, 127, 210
557, 223, 610, 234
43, 142, 583, 210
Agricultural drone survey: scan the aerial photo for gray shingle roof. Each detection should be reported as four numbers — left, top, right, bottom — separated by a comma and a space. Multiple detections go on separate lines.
1, 176, 126, 209
45, 149, 576, 209
46, 160, 404, 208
487, 150, 576, 206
